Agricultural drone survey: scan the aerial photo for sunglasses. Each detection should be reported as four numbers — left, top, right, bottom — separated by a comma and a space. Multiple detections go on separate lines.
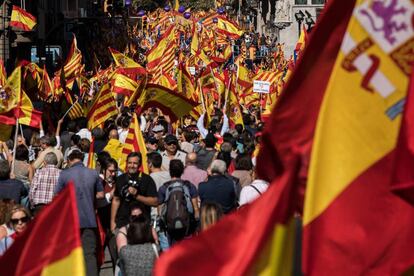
11, 216, 29, 225
166, 142, 177, 146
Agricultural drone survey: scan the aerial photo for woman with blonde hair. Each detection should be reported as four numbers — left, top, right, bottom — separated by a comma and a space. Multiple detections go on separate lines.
0, 205, 31, 255
200, 202, 223, 231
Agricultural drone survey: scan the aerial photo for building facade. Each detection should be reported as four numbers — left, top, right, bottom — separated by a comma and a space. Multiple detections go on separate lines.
257, 0, 326, 56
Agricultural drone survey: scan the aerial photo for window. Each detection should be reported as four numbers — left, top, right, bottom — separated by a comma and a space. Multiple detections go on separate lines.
311, 0, 325, 4
295, 0, 307, 4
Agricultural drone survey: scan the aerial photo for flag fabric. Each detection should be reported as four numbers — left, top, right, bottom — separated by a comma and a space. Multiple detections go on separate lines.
109, 47, 144, 69
120, 113, 148, 173
87, 83, 117, 130
136, 83, 198, 122
111, 73, 138, 96
10, 5, 36, 31
0, 59, 6, 87
63, 36, 83, 80
215, 16, 243, 39
256, 0, 414, 275
64, 91, 84, 120
87, 138, 96, 169
177, 62, 195, 98
154, 156, 300, 276
0, 66, 21, 114
146, 26, 176, 72
0, 183, 85, 275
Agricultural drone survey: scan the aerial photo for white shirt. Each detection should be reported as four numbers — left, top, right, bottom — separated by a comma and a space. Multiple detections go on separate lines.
76, 128, 92, 141
239, 179, 269, 206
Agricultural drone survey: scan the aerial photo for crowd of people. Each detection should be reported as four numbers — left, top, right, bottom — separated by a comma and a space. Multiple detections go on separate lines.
0, 104, 269, 275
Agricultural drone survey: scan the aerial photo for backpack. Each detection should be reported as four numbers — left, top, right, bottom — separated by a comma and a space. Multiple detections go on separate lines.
161, 180, 194, 235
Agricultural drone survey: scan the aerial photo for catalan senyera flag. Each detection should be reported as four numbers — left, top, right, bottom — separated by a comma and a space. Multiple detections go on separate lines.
0, 183, 85, 275
256, 0, 414, 274
10, 5, 36, 31
61, 36, 83, 81
87, 83, 117, 130
120, 113, 148, 173
146, 26, 176, 72
137, 83, 198, 122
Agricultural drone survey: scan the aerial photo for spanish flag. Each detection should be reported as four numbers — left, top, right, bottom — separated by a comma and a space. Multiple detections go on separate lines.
120, 113, 148, 173
215, 16, 243, 39
0, 59, 6, 87
257, 0, 414, 274
10, 5, 36, 31
87, 83, 117, 130
137, 83, 198, 122
0, 183, 85, 275
109, 47, 144, 69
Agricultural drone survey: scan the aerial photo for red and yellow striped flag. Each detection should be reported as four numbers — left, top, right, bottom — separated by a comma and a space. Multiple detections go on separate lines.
137, 84, 198, 122
146, 26, 176, 72
0, 183, 85, 275
63, 36, 83, 80
120, 113, 148, 173
109, 47, 144, 69
257, 0, 414, 274
0, 59, 6, 86
87, 83, 117, 130
10, 5, 36, 31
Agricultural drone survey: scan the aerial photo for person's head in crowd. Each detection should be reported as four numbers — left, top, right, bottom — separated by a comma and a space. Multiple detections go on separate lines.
43, 152, 58, 167
50, 136, 58, 147
152, 124, 164, 140
109, 129, 119, 140
164, 134, 179, 155
16, 135, 25, 146
67, 120, 77, 133
209, 159, 227, 175
76, 117, 88, 131
257, 121, 265, 132
97, 151, 111, 171
235, 154, 253, 171
39, 135, 52, 150
15, 145, 29, 162
216, 151, 232, 170
0, 160, 10, 180
101, 157, 118, 184
67, 150, 84, 167
6, 205, 31, 235
104, 118, 117, 137
185, 152, 197, 166
71, 134, 81, 147
5, 140, 13, 151
129, 201, 147, 220
169, 159, 184, 179
126, 152, 142, 175
228, 129, 239, 140
220, 142, 233, 154
200, 202, 223, 231
203, 133, 217, 149
0, 199, 15, 225
127, 214, 154, 245
147, 151, 162, 171
30, 132, 41, 148
208, 118, 220, 134
244, 142, 256, 156
92, 127, 105, 141
183, 115, 192, 126
145, 136, 158, 153
79, 138, 90, 153
223, 133, 237, 149
120, 116, 131, 130
182, 130, 194, 144
177, 127, 184, 142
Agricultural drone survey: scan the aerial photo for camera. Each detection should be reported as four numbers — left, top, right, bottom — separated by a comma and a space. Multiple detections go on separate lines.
120, 179, 140, 202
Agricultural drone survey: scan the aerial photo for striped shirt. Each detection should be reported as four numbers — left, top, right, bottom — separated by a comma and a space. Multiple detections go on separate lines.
29, 165, 61, 206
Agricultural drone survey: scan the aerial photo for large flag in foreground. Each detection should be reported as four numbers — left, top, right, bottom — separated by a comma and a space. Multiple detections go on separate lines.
0, 183, 85, 275
257, 0, 414, 274
154, 1, 355, 275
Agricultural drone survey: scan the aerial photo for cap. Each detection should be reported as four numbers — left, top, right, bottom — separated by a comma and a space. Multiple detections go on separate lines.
164, 134, 178, 144
148, 136, 158, 145
152, 125, 164, 132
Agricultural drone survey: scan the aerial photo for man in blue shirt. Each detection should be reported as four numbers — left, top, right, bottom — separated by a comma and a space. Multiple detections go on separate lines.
55, 150, 104, 276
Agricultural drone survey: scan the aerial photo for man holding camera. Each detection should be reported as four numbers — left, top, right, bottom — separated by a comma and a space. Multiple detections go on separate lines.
110, 152, 158, 231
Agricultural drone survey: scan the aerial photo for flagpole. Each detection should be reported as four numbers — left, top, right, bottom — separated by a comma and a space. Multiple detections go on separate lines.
11, 117, 19, 176
198, 78, 206, 113
61, 98, 79, 120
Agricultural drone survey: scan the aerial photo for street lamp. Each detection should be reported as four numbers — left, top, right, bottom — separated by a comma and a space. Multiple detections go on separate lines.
294, 10, 305, 37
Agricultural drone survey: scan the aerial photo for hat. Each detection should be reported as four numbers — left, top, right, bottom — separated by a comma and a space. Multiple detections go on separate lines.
164, 134, 178, 144
148, 136, 158, 145
152, 124, 164, 132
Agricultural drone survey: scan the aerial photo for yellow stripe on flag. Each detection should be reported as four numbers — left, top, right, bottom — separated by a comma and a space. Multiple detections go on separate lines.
304, 1, 410, 225
40, 247, 85, 276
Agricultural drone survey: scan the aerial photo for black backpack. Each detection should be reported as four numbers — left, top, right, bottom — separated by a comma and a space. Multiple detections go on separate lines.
161, 180, 194, 235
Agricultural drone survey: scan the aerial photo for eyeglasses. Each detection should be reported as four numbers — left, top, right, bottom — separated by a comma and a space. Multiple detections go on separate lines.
11, 216, 29, 225
166, 142, 177, 146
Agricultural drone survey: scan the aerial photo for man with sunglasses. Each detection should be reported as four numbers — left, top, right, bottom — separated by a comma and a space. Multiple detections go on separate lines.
161, 134, 186, 171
